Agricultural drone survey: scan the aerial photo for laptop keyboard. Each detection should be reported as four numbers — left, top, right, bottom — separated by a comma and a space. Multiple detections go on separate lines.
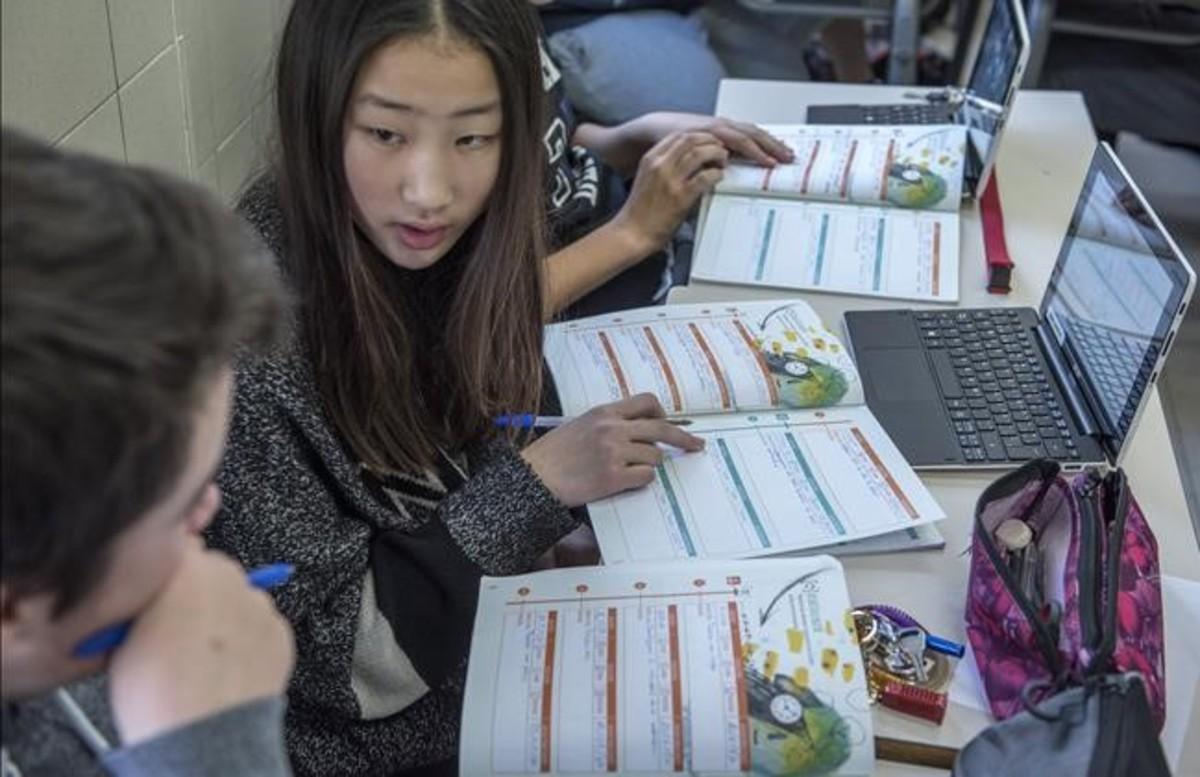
915, 309, 1081, 463
862, 104, 956, 125
1063, 317, 1156, 437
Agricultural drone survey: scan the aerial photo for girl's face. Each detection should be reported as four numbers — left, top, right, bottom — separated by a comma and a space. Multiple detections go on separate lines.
344, 34, 503, 271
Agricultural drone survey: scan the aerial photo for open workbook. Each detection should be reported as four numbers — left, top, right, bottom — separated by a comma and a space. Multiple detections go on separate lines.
545, 300, 945, 564
691, 124, 967, 303
461, 557, 874, 776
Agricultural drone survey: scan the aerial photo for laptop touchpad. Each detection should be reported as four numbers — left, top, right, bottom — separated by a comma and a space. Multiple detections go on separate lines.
862, 348, 939, 400
861, 348, 960, 466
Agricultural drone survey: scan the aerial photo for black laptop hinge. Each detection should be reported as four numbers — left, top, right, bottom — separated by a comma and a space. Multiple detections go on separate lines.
1033, 322, 1101, 442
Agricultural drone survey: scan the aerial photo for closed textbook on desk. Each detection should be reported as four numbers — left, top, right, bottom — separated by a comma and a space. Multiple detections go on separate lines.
460, 557, 874, 776
545, 300, 945, 563
692, 124, 966, 303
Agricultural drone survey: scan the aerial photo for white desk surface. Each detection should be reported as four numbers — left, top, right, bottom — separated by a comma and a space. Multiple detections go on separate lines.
670, 80, 1200, 773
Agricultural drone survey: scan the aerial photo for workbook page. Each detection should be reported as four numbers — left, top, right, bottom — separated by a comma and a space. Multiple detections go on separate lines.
587, 405, 945, 564
545, 300, 863, 417
691, 195, 960, 303
718, 124, 967, 212
460, 557, 873, 777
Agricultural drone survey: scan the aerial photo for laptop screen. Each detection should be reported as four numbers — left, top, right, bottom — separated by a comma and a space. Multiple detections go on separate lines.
1041, 146, 1193, 457
961, 0, 1027, 196
966, 0, 1022, 107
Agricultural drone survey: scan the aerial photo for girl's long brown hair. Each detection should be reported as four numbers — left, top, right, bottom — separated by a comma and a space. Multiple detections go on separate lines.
273, 0, 545, 471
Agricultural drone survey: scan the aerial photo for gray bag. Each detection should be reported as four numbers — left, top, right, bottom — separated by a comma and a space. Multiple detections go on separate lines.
953, 673, 1170, 777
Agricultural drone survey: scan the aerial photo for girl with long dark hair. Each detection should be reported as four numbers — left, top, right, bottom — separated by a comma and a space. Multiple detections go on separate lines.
208, 1, 710, 774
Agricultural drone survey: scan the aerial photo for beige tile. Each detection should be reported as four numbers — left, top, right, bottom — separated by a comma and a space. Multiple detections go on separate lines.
173, 0, 226, 163
179, 35, 217, 166
251, 96, 276, 165
211, 75, 264, 152
0, 0, 116, 141
272, 0, 293, 29
57, 96, 126, 162
175, 0, 283, 176
119, 45, 190, 178
208, 0, 274, 143
108, 0, 175, 84
215, 116, 262, 203
193, 153, 218, 194
172, 0, 204, 38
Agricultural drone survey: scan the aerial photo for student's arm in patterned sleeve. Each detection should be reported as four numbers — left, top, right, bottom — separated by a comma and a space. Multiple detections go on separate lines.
544, 130, 728, 314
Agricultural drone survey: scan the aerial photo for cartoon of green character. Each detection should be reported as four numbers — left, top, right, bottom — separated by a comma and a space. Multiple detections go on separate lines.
747, 670, 852, 776
886, 161, 947, 209
764, 352, 849, 408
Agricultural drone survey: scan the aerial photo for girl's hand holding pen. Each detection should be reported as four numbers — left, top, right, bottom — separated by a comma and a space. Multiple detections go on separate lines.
520, 393, 705, 507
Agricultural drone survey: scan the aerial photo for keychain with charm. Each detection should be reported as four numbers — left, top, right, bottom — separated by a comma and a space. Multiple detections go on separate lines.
852, 608, 953, 724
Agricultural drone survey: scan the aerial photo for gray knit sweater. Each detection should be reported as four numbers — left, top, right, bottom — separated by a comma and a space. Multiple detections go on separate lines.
207, 181, 578, 776
1, 682, 289, 777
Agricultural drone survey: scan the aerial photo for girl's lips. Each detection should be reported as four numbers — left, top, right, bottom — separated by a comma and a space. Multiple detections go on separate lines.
392, 223, 448, 251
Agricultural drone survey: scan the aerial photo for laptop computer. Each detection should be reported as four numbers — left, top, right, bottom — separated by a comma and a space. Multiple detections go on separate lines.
806, 0, 1030, 200
843, 143, 1195, 470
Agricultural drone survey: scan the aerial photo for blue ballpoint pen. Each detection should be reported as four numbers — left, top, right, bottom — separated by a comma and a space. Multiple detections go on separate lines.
494, 413, 567, 429
925, 635, 966, 659
494, 413, 692, 429
73, 563, 295, 659
862, 603, 966, 658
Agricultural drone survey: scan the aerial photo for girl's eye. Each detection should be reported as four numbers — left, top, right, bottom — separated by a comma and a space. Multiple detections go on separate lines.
369, 128, 404, 146
457, 134, 495, 150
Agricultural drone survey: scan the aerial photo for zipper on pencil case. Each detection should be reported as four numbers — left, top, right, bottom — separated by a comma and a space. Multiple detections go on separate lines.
1078, 469, 1103, 654
970, 461, 1065, 675
975, 472, 1063, 677
1093, 469, 1129, 674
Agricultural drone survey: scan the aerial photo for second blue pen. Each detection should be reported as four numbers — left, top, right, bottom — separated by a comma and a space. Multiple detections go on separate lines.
72, 562, 295, 659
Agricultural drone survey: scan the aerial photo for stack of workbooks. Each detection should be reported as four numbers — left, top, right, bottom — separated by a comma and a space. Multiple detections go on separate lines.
459, 299, 947, 775
692, 124, 968, 303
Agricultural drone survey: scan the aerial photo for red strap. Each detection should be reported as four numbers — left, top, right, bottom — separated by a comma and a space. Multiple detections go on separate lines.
980, 170, 1014, 294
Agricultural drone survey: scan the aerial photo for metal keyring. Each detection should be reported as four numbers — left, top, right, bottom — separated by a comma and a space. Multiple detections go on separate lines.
851, 609, 878, 651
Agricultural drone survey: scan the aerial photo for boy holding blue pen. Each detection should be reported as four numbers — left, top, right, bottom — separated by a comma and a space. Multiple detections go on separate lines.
1, 130, 294, 776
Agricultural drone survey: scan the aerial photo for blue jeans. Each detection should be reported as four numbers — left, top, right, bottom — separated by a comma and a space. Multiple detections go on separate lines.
547, 9, 726, 125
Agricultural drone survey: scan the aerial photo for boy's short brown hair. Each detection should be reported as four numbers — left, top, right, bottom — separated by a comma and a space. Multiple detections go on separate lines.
1, 129, 287, 615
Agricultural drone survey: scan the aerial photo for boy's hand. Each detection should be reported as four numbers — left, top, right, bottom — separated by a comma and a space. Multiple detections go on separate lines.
108, 541, 294, 745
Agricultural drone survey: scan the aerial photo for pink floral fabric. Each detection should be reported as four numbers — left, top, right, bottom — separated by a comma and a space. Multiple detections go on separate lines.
966, 476, 1072, 720
1106, 486, 1166, 730
965, 466, 1166, 731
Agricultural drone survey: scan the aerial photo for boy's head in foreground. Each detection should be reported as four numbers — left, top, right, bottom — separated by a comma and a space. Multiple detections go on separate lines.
1, 129, 286, 697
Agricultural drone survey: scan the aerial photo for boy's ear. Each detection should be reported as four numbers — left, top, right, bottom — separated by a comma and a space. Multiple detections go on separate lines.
0, 583, 16, 622
0, 583, 24, 647
0, 583, 41, 627
0, 583, 52, 637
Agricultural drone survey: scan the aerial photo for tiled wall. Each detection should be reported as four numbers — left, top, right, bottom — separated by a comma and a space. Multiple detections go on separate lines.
1, 0, 290, 202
